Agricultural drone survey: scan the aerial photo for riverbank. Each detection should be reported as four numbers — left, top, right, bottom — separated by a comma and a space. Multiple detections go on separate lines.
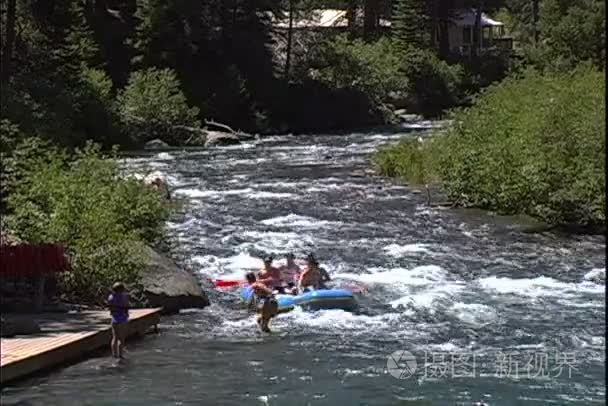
0, 139, 209, 321
373, 66, 606, 233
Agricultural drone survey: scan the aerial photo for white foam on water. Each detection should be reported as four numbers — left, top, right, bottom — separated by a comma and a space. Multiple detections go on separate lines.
260, 214, 334, 228
389, 282, 466, 312
155, 152, 174, 160
166, 216, 199, 230
422, 341, 465, 352
192, 252, 265, 278
305, 184, 343, 193
384, 243, 431, 257
238, 230, 317, 254
215, 308, 424, 341
335, 265, 449, 287
244, 190, 296, 199
172, 188, 251, 198
271, 308, 415, 337
450, 302, 499, 327
250, 181, 302, 189
173, 187, 295, 200
478, 276, 605, 298
584, 267, 606, 282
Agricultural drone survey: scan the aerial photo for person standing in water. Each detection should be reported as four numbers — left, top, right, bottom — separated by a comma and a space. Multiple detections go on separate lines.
245, 272, 279, 332
107, 282, 129, 359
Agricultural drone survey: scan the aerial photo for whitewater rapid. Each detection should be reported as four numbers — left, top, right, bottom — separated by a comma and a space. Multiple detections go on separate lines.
3, 126, 603, 405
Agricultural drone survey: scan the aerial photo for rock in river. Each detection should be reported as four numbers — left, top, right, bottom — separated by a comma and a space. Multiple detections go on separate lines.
144, 139, 170, 150
140, 246, 209, 313
204, 131, 241, 147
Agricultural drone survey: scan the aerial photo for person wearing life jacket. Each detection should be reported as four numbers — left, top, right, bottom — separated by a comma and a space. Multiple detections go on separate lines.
245, 272, 279, 332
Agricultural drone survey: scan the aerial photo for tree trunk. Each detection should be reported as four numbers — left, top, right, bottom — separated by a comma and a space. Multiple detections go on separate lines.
532, 0, 539, 44
232, 0, 239, 27
284, 0, 294, 80
363, 0, 378, 39
473, 1, 483, 57
429, 0, 439, 49
1, 0, 16, 83
438, 1, 451, 57
346, 0, 357, 35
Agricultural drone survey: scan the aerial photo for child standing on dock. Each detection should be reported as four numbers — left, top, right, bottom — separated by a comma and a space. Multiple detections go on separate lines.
108, 282, 129, 359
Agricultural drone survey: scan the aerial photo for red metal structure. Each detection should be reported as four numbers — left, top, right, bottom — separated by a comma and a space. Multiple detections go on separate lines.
0, 243, 70, 276
1, 243, 70, 311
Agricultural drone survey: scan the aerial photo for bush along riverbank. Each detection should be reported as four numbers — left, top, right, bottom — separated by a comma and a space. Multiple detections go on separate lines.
373, 66, 606, 232
0, 130, 209, 311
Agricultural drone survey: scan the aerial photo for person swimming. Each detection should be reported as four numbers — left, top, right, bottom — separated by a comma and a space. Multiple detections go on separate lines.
257, 255, 284, 293
245, 272, 279, 332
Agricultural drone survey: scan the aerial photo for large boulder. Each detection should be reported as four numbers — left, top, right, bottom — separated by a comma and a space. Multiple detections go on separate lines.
140, 246, 209, 313
144, 139, 170, 150
204, 131, 241, 147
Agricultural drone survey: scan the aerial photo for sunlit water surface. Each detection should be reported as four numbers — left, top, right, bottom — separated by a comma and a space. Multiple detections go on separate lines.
2, 126, 605, 405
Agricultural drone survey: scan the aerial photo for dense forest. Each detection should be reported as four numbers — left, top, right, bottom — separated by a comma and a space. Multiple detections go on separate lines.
2, 0, 603, 150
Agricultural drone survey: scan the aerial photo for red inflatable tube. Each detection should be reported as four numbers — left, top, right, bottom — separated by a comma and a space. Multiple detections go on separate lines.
214, 278, 244, 287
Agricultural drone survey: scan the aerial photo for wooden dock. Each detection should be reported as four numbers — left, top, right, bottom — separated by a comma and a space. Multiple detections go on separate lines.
0, 308, 161, 385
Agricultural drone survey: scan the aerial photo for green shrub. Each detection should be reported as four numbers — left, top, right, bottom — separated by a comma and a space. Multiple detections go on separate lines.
401, 47, 465, 116
309, 37, 464, 117
75, 67, 122, 148
311, 35, 408, 104
373, 137, 440, 184
375, 65, 605, 227
0, 65, 120, 148
116, 68, 201, 145
535, 0, 605, 71
5, 141, 172, 302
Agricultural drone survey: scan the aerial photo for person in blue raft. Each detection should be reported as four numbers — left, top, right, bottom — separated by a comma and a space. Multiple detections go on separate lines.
297, 253, 331, 292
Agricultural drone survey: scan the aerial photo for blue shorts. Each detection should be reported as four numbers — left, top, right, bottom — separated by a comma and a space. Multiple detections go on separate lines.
111, 314, 129, 324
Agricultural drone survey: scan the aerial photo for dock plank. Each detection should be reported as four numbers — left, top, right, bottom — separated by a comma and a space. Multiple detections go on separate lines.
1, 308, 161, 385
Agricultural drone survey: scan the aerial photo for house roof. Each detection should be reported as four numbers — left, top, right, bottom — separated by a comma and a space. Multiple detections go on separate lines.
269, 9, 390, 29
450, 9, 504, 26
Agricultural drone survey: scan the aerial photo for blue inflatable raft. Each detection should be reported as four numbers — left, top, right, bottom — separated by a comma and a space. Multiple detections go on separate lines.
240, 286, 357, 312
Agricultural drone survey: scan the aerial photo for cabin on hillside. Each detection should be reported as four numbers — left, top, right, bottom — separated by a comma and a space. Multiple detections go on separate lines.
269, 8, 512, 56
446, 9, 513, 56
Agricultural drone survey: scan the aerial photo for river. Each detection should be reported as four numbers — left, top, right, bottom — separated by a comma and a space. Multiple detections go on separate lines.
2, 125, 605, 405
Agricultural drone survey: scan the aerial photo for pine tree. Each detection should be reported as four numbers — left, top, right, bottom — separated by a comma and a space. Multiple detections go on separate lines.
62, 1, 100, 69
392, 0, 429, 51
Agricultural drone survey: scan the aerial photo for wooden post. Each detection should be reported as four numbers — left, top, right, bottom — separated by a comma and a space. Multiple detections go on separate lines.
34, 274, 46, 312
